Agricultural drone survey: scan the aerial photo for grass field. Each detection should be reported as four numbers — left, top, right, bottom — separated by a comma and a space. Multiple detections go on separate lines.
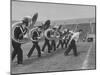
11, 40, 96, 74
11, 20, 96, 74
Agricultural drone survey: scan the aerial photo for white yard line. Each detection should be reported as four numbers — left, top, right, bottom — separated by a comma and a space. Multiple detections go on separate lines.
81, 44, 93, 69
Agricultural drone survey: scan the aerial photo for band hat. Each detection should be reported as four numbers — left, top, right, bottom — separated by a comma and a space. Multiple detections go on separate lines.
44, 20, 51, 30
22, 16, 32, 22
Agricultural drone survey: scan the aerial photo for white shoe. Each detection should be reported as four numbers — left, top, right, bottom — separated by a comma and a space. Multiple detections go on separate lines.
17, 64, 23, 67
41, 51, 44, 54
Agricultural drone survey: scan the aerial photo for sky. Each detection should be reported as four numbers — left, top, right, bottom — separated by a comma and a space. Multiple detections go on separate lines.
12, 1, 95, 21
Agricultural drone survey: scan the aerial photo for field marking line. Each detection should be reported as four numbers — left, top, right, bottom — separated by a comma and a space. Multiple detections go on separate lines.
81, 43, 93, 69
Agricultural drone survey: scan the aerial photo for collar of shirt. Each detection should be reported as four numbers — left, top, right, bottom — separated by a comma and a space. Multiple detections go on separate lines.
71, 32, 80, 41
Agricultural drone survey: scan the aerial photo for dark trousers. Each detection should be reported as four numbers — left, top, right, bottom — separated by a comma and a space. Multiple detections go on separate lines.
62, 39, 66, 48
27, 42, 41, 57
57, 40, 63, 48
64, 39, 78, 56
42, 38, 51, 53
12, 39, 23, 64
51, 40, 56, 51
63, 39, 70, 48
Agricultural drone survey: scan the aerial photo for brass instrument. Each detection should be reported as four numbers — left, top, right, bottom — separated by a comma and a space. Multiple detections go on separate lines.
29, 27, 44, 42
12, 22, 31, 44
11, 13, 38, 44
44, 28, 59, 40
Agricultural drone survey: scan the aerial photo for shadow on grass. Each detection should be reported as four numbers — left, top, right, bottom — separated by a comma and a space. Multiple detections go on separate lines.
12, 43, 89, 67
12, 48, 65, 67
23, 48, 65, 66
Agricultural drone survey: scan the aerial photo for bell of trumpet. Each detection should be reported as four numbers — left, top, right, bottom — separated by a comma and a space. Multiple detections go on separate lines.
29, 27, 43, 42
44, 28, 58, 40
11, 13, 38, 44
12, 22, 31, 44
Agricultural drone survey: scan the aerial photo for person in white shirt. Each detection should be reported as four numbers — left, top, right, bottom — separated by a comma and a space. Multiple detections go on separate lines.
64, 29, 82, 56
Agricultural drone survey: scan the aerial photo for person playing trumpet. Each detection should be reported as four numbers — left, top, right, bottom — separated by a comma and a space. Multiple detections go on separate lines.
41, 20, 52, 53
56, 25, 64, 49
27, 26, 42, 58
12, 16, 31, 65
50, 27, 57, 52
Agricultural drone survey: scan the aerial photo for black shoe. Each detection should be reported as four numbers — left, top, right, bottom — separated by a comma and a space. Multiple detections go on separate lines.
56, 46, 58, 48
27, 55, 31, 58
42, 50, 44, 52
54, 49, 56, 51
38, 55, 41, 57
48, 51, 51, 53
61, 46, 64, 48
18, 61, 23, 64
65, 46, 67, 48
74, 54, 78, 57
64, 52, 68, 56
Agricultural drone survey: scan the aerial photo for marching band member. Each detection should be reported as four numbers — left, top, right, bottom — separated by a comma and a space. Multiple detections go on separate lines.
41, 20, 52, 53
64, 29, 82, 56
12, 16, 31, 65
56, 39, 64, 48
56, 30, 64, 48
27, 27, 41, 58
56, 25, 64, 49
62, 29, 70, 48
51, 27, 57, 51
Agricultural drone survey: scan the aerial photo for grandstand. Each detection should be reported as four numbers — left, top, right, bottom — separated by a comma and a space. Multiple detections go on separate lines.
52, 18, 96, 42
12, 17, 95, 42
